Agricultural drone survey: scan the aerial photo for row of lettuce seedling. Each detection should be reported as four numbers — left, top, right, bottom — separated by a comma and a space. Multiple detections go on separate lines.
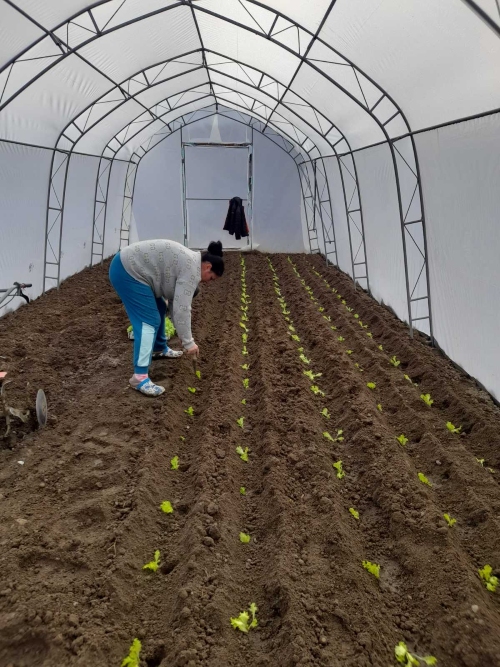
291, 257, 498, 600
267, 257, 437, 667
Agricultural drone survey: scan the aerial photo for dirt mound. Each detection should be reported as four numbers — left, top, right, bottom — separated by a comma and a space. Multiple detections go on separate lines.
0, 253, 499, 667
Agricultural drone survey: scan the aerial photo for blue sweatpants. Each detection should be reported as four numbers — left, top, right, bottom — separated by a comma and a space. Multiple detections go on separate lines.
109, 252, 169, 374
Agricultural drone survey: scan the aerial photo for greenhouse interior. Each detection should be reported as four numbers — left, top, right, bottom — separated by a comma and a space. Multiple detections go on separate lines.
0, 1, 500, 666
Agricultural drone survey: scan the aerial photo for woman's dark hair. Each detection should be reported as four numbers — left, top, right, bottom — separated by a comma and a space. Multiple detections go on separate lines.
207, 240, 223, 257
201, 252, 224, 277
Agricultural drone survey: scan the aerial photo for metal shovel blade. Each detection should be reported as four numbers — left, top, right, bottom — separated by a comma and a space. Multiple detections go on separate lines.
36, 389, 47, 428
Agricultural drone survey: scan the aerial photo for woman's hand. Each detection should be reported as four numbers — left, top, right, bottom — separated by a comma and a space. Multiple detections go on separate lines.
186, 343, 199, 356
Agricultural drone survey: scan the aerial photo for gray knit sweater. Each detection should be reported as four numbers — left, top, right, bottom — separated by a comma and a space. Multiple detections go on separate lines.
120, 240, 200, 349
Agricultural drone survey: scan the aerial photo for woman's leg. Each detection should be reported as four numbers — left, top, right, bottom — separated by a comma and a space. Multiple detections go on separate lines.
152, 297, 183, 358
109, 254, 164, 396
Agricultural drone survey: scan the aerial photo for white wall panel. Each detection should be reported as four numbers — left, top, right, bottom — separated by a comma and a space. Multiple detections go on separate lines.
104, 160, 128, 257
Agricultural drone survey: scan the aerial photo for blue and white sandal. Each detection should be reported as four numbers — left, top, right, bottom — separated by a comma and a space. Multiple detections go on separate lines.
129, 377, 165, 397
152, 348, 183, 359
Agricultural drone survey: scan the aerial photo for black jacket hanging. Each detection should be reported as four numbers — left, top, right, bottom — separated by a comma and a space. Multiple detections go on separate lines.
223, 197, 249, 241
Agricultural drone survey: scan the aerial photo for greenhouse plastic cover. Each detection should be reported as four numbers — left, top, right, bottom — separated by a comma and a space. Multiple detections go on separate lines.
0, 0, 499, 400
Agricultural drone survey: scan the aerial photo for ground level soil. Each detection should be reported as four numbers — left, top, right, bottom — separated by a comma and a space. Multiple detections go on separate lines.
0, 252, 499, 667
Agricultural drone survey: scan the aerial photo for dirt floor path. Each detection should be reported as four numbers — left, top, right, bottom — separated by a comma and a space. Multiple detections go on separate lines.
0, 253, 499, 667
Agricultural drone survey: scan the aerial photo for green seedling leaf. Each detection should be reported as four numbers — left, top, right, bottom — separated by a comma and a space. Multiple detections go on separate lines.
304, 370, 322, 381
390, 355, 401, 367
479, 565, 499, 592
476, 457, 485, 466
349, 508, 359, 520
241, 363, 250, 370
341, 299, 346, 305
321, 408, 330, 419
160, 501, 173, 514
143, 550, 161, 572
288, 324, 296, 332
242, 333, 248, 344
337, 336, 345, 342
239, 532, 251, 544
443, 513, 456, 527
240, 322, 248, 333
333, 461, 345, 479
354, 314, 359, 319
240, 487, 246, 495
404, 374, 412, 383
170, 456, 179, 470
121, 638, 142, 667
418, 472, 432, 486
378, 344, 383, 351
318, 306, 325, 313
346, 349, 353, 355
236, 446, 249, 462
330, 325, 337, 330
241, 314, 249, 322
377, 403, 383, 412
291, 334, 301, 342
180, 435, 185, 441
323, 315, 331, 322
188, 387, 196, 394
421, 393, 434, 407
362, 560, 380, 579
231, 604, 258, 633
243, 378, 249, 389
241, 399, 247, 405
346, 306, 353, 312
237, 417, 245, 429
367, 332, 373, 338
323, 431, 334, 441
242, 346, 248, 356
300, 354, 310, 364
354, 363, 364, 371
395, 642, 437, 666
446, 422, 462, 434
310, 385, 325, 396
396, 434, 408, 447
196, 370, 201, 380
185, 406, 194, 417
367, 382, 376, 390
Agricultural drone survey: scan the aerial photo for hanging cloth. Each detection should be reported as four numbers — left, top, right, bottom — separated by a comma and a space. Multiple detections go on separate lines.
223, 197, 249, 241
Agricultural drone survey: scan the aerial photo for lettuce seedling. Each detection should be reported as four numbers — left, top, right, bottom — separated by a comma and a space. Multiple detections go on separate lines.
443, 513, 456, 527
397, 434, 408, 447
237, 417, 245, 429
346, 349, 353, 355
378, 344, 383, 351
231, 603, 258, 633
321, 408, 331, 419
160, 501, 174, 514
377, 403, 383, 412
367, 382, 376, 390
188, 387, 196, 394
323, 315, 331, 322
143, 550, 161, 572
354, 363, 363, 371
341, 299, 346, 305
318, 306, 325, 313
185, 406, 194, 417
304, 370, 322, 380
310, 385, 325, 396
323, 431, 334, 441
242, 333, 248, 344
291, 334, 300, 342
333, 461, 345, 479
418, 472, 431, 486
349, 508, 359, 520
395, 642, 437, 666
354, 314, 359, 319
288, 324, 296, 332
390, 356, 401, 367
446, 422, 462, 434
330, 325, 337, 331
367, 332, 373, 338
362, 560, 380, 579
243, 378, 249, 389
121, 639, 142, 667
239, 532, 251, 544
170, 456, 179, 470
180, 435, 185, 441
346, 306, 353, 313
236, 446, 249, 462
196, 370, 201, 380
240, 322, 248, 333
421, 393, 433, 407
337, 336, 345, 342
300, 354, 310, 364
241, 363, 250, 370
242, 346, 248, 356
240, 487, 246, 495
241, 399, 247, 405
479, 565, 498, 592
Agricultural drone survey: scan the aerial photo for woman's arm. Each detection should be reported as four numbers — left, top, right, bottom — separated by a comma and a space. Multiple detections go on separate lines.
171, 278, 197, 349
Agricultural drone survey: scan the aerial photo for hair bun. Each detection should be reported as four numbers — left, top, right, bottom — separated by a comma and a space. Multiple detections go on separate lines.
207, 240, 223, 257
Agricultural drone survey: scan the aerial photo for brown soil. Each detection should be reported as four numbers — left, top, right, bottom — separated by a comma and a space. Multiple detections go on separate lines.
0, 252, 499, 667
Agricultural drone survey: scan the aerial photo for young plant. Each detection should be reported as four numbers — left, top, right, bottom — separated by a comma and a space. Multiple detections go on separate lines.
241, 363, 250, 370
239, 532, 251, 544
397, 434, 409, 447
321, 407, 331, 419
242, 333, 248, 344
143, 550, 161, 572
443, 513, 456, 527
230, 603, 258, 633
290, 334, 300, 342
310, 385, 325, 396
354, 314, 359, 319
242, 346, 248, 356
378, 344, 383, 351
236, 417, 245, 429
377, 403, 383, 412
446, 422, 462, 434
240, 487, 246, 495
243, 378, 249, 389
185, 406, 194, 417
332, 461, 345, 479
362, 560, 380, 579
241, 399, 247, 405
170, 456, 179, 470
240, 322, 248, 333
300, 353, 310, 364
390, 356, 401, 367
323, 315, 331, 322
478, 565, 498, 592
367, 382, 376, 390
160, 501, 174, 514
346, 349, 353, 355
395, 642, 437, 666
196, 370, 201, 380
236, 446, 249, 462
421, 393, 434, 407
349, 508, 360, 520
346, 306, 353, 313
367, 332, 373, 338
188, 387, 196, 394
304, 370, 322, 380
337, 336, 345, 342
121, 639, 142, 667
418, 472, 432, 486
